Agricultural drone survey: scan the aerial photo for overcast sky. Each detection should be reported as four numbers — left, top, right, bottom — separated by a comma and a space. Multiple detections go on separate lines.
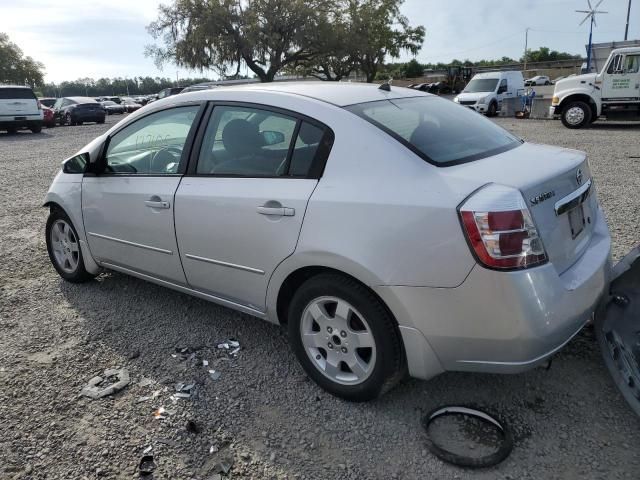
2, 0, 637, 83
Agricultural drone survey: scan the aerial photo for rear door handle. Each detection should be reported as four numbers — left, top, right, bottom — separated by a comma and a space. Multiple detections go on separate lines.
145, 200, 170, 209
257, 206, 295, 216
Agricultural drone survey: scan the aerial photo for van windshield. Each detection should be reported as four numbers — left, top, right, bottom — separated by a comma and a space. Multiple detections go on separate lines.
463, 79, 499, 93
345, 96, 521, 166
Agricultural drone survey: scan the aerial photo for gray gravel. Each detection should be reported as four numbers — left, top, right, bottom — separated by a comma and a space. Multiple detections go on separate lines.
1, 116, 639, 479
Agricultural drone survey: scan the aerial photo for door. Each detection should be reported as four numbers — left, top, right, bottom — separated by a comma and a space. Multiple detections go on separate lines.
602, 53, 640, 101
496, 78, 509, 107
175, 104, 332, 311
82, 105, 202, 284
595, 245, 640, 417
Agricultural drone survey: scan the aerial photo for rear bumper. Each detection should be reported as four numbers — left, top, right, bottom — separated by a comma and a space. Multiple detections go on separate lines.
376, 207, 612, 379
72, 112, 105, 122
0, 114, 43, 129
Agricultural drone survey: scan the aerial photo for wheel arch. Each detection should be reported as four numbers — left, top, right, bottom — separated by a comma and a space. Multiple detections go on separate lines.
558, 94, 598, 118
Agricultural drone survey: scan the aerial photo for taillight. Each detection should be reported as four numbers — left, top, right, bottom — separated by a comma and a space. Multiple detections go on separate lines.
37, 100, 42, 110
459, 184, 547, 270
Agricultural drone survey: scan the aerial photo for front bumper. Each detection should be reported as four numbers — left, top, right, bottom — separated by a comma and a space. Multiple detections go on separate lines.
549, 105, 559, 117
376, 207, 612, 379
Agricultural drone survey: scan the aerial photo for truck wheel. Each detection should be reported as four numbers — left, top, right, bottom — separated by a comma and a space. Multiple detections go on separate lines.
486, 101, 498, 117
561, 101, 591, 129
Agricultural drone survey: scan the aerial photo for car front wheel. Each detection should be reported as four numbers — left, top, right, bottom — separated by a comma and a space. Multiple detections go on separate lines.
46, 209, 95, 283
561, 101, 591, 129
288, 273, 405, 401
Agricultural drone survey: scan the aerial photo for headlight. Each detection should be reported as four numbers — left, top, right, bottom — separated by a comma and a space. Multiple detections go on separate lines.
478, 97, 487, 104
453, 97, 459, 103
551, 96, 560, 106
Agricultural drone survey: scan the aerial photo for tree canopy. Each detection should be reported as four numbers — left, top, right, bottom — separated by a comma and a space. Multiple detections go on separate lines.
146, 0, 425, 82
0, 33, 45, 87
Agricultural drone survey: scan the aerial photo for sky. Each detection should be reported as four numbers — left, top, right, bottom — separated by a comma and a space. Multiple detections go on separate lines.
1, 0, 638, 83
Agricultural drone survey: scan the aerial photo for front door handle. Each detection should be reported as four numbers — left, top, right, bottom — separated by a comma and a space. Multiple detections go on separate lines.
145, 199, 170, 209
257, 206, 295, 216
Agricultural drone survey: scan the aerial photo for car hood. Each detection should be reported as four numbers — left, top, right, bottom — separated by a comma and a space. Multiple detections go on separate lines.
554, 73, 598, 93
456, 92, 493, 101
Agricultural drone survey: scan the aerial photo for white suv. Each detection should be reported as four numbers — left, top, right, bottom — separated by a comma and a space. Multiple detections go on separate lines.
0, 85, 44, 134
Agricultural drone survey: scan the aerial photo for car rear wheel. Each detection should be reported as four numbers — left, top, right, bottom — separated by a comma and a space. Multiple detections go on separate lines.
46, 209, 96, 283
561, 101, 591, 129
30, 124, 42, 133
288, 273, 405, 401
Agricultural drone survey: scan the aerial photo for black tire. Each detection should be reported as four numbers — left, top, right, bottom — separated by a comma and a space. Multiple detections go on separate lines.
30, 124, 42, 133
97, 118, 105, 124
6, 127, 18, 134
64, 113, 72, 126
287, 273, 405, 401
486, 101, 498, 117
561, 101, 592, 129
544, 81, 550, 85
45, 209, 95, 283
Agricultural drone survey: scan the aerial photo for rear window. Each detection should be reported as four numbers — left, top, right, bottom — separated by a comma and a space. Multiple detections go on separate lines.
345, 96, 521, 166
0, 88, 36, 100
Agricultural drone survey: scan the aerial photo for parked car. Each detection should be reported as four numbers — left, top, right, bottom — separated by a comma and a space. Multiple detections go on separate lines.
0, 85, 43, 133
148, 87, 184, 104
181, 82, 219, 93
551, 76, 566, 84
53, 97, 105, 126
100, 100, 126, 115
38, 97, 57, 108
524, 75, 551, 86
120, 98, 143, 113
44, 82, 612, 402
453, 71, 525, 116
42, 106, 56, 128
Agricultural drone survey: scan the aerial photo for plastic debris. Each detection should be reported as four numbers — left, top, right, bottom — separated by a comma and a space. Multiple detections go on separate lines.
212, 458, 233, 475
217, 338, 240, 350
209, 445, 219, 454
80, 368, 130, 399
230, 347, 240, 356
138, 454, 156, 476
142, 446, 153, 455
209, 370, 221, 381
202, 360, 209, 367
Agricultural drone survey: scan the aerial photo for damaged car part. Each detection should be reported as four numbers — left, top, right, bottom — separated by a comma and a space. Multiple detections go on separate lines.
422, 405, 513, 468
80, 368, 130, 399
595, 245, 640, 417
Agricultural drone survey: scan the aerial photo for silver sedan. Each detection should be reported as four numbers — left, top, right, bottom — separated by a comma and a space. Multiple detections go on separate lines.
44, 82, 612, 401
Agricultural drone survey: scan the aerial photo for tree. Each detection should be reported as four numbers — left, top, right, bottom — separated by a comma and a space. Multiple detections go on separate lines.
522, 47, 581, 64
147, 0, 332, 82
0, 33, 45, 87
401, 58, 424, 78
350, 0, 424, 82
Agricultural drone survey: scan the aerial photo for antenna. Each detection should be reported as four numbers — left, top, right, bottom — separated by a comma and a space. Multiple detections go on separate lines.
576, 0, 608, 72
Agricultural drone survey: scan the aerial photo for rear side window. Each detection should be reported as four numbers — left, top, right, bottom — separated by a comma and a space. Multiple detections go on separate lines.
346, 96, 521, 166
0, 88, 36, 100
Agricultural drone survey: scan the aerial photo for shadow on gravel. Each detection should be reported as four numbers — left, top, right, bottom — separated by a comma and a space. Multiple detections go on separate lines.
589, 122, 640, 130
0, 131, 54, 142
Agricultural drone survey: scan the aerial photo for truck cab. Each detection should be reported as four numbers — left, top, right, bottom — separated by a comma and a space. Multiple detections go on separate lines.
551, 47, 640, 128
453, 71, 524, 117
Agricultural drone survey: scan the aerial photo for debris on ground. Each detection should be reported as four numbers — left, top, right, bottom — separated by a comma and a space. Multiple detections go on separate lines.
153, 407, 174, 420
212, 458, 234, 475
79, 368, 130, 399
170, 382, 195, 401
142, 446, 152, 455
138, 454, 156, 476
209, 370, 221, 381
216, 339, 240, 350
137, 390, 162, 403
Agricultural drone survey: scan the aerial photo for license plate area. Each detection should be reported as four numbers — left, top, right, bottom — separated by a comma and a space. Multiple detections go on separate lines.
14, 116, 26, 121
568, 205, 585, 239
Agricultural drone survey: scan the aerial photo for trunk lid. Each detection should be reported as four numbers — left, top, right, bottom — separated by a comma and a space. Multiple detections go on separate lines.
444, 142, 597, 274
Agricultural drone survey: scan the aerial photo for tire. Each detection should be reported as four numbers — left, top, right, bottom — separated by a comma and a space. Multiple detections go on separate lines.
287, 273, 405, 401
97, 118, 105, 124
64, 113, 73, 126
30, 124, 42, 133
486, 101, 498, 117
45, 209, 95, 283
545, 81, 550, 85
561, 101, 591, 129
6, 127, 18, 134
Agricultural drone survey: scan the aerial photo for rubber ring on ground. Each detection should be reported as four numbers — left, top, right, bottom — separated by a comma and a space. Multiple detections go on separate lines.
422, 405, 514, 468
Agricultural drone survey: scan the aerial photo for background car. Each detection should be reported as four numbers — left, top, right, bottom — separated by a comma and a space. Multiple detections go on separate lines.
42, 106, 56, 128
52, 97, 105, 126
0, 85, 43, 133
525, 75, 551, 86
147, 87, 184, 103
120, 97, 143, 113
44, 83, 611, 402
38, 97, 57, 108
181, 82, 219, 93
100, 100, 126, 115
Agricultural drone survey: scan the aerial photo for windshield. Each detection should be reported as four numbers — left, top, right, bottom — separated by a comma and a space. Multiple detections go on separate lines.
346, 96, 521, 166
463, 78, 499, 93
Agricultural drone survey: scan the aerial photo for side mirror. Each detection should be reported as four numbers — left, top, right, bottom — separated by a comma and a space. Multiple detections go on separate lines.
62, 153, 89, 174
261, 130, 285, 146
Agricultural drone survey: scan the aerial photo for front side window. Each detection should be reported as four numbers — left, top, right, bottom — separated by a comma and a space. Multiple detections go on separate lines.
196, 106, 298, 176
105, 106, 199, 174
607, 54, 624, 74
346, 96, 521, 166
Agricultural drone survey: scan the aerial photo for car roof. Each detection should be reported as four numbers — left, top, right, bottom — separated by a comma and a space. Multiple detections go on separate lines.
179, 81, 428, 107
67, 96, 98, 103
611, 46, 640, 54
0, 84, 33, 89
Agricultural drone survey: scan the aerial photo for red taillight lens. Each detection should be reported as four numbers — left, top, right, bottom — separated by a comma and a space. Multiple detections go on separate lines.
459, 185, 547, 270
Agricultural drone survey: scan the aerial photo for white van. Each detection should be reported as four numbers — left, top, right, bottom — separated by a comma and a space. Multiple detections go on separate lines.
453, 71, 525, 116
0, 85, 43, 133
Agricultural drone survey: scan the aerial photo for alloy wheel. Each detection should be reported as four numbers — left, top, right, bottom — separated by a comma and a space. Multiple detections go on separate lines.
300, 296, 376, 385
565, 106, 585, 126
50, 219, 80, 273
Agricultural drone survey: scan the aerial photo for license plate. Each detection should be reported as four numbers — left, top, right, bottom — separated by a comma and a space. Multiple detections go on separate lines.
568, 205, 585, 239
14, 116, 26, 121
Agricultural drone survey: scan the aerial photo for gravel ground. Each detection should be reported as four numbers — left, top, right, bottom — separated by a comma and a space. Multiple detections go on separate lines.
1, 116, 639, 480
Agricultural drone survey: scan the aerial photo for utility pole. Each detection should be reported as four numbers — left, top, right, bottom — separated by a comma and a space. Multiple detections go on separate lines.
625, 0, 632, 40
523, 28, 529, 72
